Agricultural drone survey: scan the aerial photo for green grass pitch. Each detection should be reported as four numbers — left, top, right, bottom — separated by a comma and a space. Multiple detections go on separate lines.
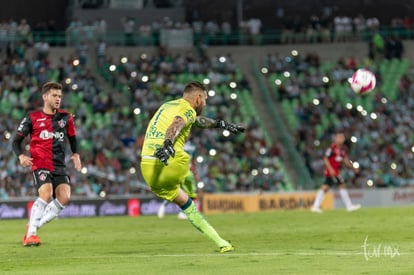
1, 207, 414, 274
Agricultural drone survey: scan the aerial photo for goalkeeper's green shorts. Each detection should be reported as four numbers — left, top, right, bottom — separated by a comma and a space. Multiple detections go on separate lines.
141, 153, 190, 201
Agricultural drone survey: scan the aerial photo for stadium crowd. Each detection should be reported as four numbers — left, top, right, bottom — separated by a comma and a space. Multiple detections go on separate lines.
1, 12, 413, 200
263, 43, 414, 188
64, 13, 412, 46
0, 10, 410, 49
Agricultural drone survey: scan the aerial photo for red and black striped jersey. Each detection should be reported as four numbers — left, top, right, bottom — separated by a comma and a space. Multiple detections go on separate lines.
15, 110, 76, 173
324, 143, 347, 177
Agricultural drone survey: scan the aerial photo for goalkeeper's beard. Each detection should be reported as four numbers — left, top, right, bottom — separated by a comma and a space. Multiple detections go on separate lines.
195, 105, 204, 115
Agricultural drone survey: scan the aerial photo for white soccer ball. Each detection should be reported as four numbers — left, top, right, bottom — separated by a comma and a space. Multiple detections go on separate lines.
348, 69, 376, 95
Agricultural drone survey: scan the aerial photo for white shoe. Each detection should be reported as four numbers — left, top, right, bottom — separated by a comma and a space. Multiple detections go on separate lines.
157, 204, 166, 219
347, 204, 361, 212
177, 211, 187, 220
310, 206, 323, 213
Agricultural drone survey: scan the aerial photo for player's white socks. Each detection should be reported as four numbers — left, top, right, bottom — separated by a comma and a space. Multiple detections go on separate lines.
39, 199, 64, 228
28, 198, 47, 236
313, 190, 325, 209
339, 189, 352, 209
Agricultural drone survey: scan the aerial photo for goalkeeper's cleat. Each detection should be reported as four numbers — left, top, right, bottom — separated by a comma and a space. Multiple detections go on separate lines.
220, 244, 234, 253
22, 223, 29, 244
23, 235, 42, 246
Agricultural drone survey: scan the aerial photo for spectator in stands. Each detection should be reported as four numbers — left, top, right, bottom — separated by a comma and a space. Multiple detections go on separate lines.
121, 17, 136, 46
77, 41, 88, 66
34, 39, 50, 60
138, 24, 152, 46
95, 39, 106, 67
353, 14, 366, 40
66, 17, 83, 46
247, 18, 262, 45
17, 19, 32, 45
94, 17, 107, 42
402, 16, 412, 39
370, 32, 385, 60
221, 20, 232, 45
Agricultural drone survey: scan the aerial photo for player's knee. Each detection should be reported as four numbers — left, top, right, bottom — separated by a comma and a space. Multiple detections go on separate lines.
38, 183, 54, 200
55, 184, 71, 205
173, 189, 190, 207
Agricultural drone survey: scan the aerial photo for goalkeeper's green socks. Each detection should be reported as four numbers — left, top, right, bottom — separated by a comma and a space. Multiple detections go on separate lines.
181, 198, 230, 248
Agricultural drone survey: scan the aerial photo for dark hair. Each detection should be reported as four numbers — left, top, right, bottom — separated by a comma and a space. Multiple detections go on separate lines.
335, 130, 346, 135
41, 82, 62, 94
183, 81, 206, 94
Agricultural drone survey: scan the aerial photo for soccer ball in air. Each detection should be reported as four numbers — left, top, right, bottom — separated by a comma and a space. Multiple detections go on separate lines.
348, 69, 376, 95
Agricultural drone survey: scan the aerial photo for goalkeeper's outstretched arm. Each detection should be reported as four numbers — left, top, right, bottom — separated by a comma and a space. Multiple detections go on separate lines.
195, 116, 245, 134
194, 116, 219, 128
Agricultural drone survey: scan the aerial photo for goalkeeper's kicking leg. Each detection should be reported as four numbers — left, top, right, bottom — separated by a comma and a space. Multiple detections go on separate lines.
173, 188, 233, 253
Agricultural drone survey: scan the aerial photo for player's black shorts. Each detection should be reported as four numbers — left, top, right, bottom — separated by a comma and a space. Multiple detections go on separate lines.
325, 176, 344, 187
32, 169, 71, 191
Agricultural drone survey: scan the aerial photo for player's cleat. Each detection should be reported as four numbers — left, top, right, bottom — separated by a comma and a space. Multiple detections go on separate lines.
177, 211, 187, 220
310, 207, 323, 213
347, 204, 361, 212
220, 244, 234, 253
23, 235, 42, 246
157, 204, 166, 219
22, 223, 29, 244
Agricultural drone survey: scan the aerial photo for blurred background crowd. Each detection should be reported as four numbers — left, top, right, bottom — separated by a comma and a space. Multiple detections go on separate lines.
0, 0, 414, 199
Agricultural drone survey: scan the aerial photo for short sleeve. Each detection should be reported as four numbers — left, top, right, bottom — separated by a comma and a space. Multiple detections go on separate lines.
67, 113, 76, 136
177, 106, 196, 126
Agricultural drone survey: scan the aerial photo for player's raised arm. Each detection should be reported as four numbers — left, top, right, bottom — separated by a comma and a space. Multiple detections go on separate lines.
195, 116, 245, 134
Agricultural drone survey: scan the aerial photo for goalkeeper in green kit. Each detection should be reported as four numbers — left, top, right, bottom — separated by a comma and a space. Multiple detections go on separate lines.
140, 81, 244, 253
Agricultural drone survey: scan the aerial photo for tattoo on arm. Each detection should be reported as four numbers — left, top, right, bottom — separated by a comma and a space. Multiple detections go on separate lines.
165, 116, 186, 142
195, 116, 218, 129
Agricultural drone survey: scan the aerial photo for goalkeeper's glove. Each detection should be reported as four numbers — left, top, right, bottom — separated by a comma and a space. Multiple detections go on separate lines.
155, 139, 175, 165
215, 119, 245, 134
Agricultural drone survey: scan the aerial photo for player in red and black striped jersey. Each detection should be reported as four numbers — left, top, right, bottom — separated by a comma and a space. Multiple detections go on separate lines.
311, 131, 361, 213
12, 82, 82, 246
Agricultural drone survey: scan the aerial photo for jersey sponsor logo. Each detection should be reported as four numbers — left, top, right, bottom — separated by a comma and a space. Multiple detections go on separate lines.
39, 130, 65, 140
58, 119, 66, 128
184, 109, 194, 121
145, 125, 164, 139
